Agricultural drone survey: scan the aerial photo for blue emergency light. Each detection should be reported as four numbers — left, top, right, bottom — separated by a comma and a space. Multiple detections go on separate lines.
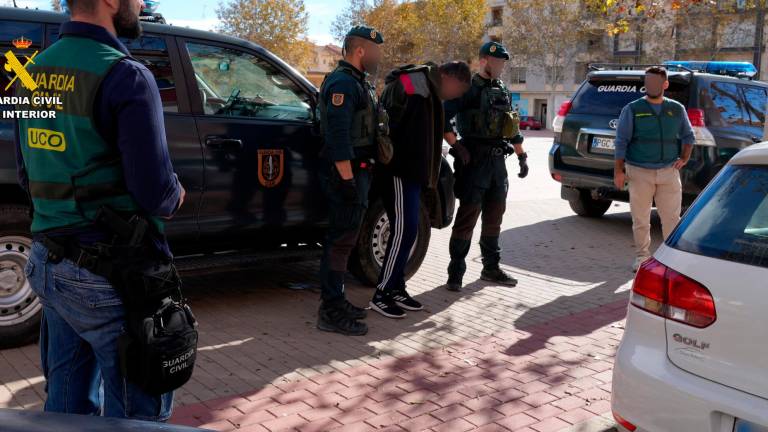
60, 0, 159, 15
664, 60, 758, 78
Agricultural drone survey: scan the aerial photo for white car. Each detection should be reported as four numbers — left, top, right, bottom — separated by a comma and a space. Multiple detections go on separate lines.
611, 143, 768, 432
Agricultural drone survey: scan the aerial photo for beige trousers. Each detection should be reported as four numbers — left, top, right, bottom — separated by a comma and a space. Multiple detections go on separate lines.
626, 164, 682, 258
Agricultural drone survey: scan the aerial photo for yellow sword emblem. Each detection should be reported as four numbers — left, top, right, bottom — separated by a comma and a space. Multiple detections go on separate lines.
4, 50, 39, 92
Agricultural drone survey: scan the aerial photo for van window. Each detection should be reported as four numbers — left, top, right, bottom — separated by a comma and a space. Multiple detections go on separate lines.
0, 21, 44, 98
701, 81, 748, 128
570, 78, 689, 116
186, 42, 311, 121
741, 84, 766, 136
669, 165, 768, 269
120, 35, 178, 113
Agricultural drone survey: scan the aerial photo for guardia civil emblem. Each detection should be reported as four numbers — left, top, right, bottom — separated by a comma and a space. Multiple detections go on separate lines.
370, 30, 377, 39
258, 149, 284, 188
490, 45, 497, 53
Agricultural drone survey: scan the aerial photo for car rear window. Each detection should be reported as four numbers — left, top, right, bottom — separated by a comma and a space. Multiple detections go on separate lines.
570, 78, 689, 116
668, 165, 768, 268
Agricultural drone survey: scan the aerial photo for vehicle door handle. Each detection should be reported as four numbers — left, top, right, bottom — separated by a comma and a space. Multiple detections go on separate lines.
205, 136, 243, 151
752, 136, 763, 143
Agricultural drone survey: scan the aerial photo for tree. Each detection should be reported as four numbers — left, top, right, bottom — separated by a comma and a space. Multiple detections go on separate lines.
503, 0, 596, 86
51, 0, 62, 12
216, 0, 314, 72
331, 0, 370, 43
331, 0, 486, 84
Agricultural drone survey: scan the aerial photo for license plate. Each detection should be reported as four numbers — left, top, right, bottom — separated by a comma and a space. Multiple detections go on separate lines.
591, 136, 615, 154
735, 420, 768, 432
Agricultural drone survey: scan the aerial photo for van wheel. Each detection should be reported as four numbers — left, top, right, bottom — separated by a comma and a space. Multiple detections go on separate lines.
568, 191, 612, 218
0, 205, 41, 348
349, 199, 431, 286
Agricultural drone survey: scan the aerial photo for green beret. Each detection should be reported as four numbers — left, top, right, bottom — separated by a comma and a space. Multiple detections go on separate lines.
346, 25, 384, 44
480, 41, 509, 60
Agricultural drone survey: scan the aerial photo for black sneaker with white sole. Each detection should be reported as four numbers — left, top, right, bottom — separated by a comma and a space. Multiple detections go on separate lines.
392, 290, 423, 311
369, 292, 406, 319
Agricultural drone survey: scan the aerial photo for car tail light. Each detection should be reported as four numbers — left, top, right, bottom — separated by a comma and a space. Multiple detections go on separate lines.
613, 411, 637, 431
631, 258, 716, 328
687, 108, 705, 127
552, 100, 571, 133
686, 108, 717, 147
551, 173, 562, 182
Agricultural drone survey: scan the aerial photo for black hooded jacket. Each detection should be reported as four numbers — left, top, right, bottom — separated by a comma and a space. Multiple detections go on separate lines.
378, 64, 444, 188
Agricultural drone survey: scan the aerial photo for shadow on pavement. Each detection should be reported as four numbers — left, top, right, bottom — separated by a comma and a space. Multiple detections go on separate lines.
5, 206, 664, 426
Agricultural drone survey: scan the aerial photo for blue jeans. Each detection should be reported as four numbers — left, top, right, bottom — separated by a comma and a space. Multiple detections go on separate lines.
25, 241, 173, 420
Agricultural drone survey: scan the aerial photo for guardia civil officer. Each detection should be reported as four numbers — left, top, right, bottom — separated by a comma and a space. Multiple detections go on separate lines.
443, 42, 528, 292
613, 66, 694, 271
369, 61, 471, 318
14, 0, 184, 419
317, 26, 384, 336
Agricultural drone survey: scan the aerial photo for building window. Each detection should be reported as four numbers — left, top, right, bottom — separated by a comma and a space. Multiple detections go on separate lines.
491, 7, 503, 27
546, 66, 564, 85
509, 67, 526, 84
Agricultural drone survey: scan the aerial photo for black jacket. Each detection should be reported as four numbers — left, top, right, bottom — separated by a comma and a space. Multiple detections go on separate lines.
379, 64, 444, 188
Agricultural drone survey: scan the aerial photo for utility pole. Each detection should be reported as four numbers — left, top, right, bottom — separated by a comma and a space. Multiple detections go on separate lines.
754, 2, 765, 76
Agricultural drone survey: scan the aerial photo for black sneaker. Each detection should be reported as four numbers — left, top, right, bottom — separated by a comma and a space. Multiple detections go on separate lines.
392, 290, 423, 311
341, 299, 367, 320
480, 267, 518, 286
369, 293, 406, 319
317, 303, 368, 336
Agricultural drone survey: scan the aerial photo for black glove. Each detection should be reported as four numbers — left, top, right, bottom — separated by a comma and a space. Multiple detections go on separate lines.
339, 178, 359, 203
517, 152, 529, 178
450, 141, 471, 165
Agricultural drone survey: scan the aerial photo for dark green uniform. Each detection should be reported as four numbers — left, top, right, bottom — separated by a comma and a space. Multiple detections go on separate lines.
444, 42, 524, 287
16, 36, 163, 234
316, 26, 384, 334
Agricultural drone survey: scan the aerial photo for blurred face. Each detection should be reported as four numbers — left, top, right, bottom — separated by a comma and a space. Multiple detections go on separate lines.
644, 73, 668, 99
112, 0, 143, 39
358, 40, 382, 76
440, 74, 470, 100
481, 56, 506, 79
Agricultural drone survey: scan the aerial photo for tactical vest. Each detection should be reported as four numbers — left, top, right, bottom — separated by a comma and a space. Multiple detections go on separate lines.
456, 75, 520, 140
318, 63, 377, 150
16, 36, 163, 234
625, 98, 683, 165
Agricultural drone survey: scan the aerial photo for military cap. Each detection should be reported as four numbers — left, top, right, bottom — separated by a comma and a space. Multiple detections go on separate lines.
345, 25, 384, 44
479, 41, 509, 60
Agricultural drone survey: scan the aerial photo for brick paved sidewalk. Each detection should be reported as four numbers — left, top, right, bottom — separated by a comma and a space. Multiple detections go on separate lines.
0, 136, 652, 431
170, 299, 628, 432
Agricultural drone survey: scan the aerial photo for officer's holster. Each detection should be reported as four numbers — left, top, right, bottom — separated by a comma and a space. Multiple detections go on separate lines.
41, 207, 198, 396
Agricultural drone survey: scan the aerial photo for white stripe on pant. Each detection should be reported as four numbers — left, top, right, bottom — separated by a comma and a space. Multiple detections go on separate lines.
377, 176, 403, 290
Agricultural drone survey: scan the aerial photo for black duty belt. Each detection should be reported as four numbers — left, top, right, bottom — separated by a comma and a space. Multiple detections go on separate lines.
471, 145, 506, 157
40, 235, 112, 277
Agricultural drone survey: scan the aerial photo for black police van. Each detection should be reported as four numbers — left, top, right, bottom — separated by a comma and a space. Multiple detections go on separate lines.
0, 8, 456, 346
549, 62, 768, 217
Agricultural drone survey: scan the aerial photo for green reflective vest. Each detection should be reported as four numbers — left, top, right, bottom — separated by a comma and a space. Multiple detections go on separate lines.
625, 98, 684, 165
318, 63, 377, 149
456, 75, 520, 140
16, 36, 163, 234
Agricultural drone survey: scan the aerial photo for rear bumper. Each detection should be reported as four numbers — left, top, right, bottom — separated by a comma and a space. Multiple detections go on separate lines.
548, 143, 627, 202
612, 306, 768, 432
